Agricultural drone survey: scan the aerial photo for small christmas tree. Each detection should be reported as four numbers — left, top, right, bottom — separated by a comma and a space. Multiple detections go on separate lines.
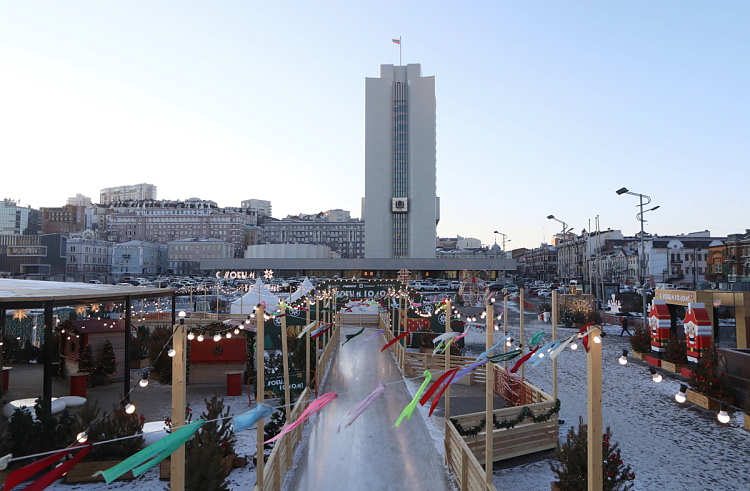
550, 417, 635, 491
73, 401, 145, 461
78, 344, 95, 373
263, 400, 286, 449
663, 335, 687, 365
688, 343, 729, 398
629, 324, 651, 354
96, 340, 118, 378
185, 396, 236, 491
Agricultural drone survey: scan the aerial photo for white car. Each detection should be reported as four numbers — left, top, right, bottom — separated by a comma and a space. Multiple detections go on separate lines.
537, 289, 552, 298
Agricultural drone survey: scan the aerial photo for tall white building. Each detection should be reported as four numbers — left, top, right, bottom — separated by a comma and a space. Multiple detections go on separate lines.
241, 199, 272, 217
364, 64, 438, 258
100, 183, 157, 205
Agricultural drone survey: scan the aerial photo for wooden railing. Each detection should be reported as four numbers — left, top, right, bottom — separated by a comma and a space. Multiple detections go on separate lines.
255, 387, 312, 491
446, 419, 498, 491
451, 400, 558, 466
493, 364, 552, 406
317, 314, 340, 376
340, 312, 379, 326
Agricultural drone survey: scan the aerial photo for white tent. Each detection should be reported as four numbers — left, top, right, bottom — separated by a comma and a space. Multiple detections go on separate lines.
289, 277, 315, 303
230, 278, 281, 314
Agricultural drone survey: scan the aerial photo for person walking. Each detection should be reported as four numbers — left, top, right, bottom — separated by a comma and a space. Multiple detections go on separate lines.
619, 314, 632, 337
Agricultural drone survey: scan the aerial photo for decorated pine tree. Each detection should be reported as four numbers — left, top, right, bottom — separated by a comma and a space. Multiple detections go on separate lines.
97, 340, 117, 378
629, 324, 651, 354
263, 400, 286, 449
663, 335, 687, 365
550, 417, 635, 491
78, 344, 95, 373
688, 343, 729, 398
185, 396, 236, 491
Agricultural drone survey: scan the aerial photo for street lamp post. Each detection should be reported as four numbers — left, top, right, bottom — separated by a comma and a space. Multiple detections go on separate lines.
547, 215, 572, 282
494, 231, 509, 284
616, 188, 659, 327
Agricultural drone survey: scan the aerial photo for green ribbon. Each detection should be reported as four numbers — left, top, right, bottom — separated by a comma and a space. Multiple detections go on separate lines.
487, 349, 522, 362
395, 370, 432, 427
341, 327, 365, 346
98, 419, 204, 483
530, 331, 546, 345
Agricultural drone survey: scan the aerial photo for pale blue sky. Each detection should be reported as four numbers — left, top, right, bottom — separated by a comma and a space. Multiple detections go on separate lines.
1, 2, 748, 249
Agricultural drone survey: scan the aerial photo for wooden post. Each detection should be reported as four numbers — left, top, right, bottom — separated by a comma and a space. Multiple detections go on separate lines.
43, 301, 53, 414
444, 298, 452, 466
170, 319, 186, 491
305, 297, 311, 394
279, 300, 292, 468
124, 296, 131, 402
587, 327, 603, 491
552, 290, 558, 401
503, 294, 508, 370
485, 295, 494, 484
256, 305, 265, 488
315, 297, 320, 368
520, 288, 525, 379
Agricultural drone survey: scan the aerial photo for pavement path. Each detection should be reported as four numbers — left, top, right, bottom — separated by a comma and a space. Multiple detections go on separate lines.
286, 325, 453, 491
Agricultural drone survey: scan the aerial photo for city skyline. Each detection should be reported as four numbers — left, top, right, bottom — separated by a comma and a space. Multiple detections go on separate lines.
2, 2, 748, 250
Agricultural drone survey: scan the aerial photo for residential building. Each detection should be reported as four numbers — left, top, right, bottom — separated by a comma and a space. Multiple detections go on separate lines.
240, 199, 272, 217
725, 230, 750, 284
107, 198, 253, 257
364, 63, 438, 258
66, 232, 113, 274
167, 238, 232, 275
0, 234, 67, 276
244, 225, 263, 249
706, 242, 728, 285
323, 209, 351, 222
40, 205, 87, 236
262, 217, 364, 258
644, 234, 724, 288
0, 199, 40, 235
112, 240, 166, 275
556, 230, 625, 284
524, 244, 558, 281
456, 237, 482, 249
100, 183, 157, 205
66, 194, 93, 208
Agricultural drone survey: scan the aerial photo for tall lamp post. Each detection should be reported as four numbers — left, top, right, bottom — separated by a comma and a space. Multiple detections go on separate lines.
616, 187, 659, 327
493, 231, 509, 284
547, 215, 572, 282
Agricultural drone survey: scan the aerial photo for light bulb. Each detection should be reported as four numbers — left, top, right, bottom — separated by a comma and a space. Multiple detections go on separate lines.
214, 334, 221, 342
139, 378, 149, 388
619, 350, 628, 365
539, 352, 545, 359
650, 368, 662, 383
593, 335, 602, 344
168, 348, 176, 357
187, 332, 195, 340
125, 403, 136, 414
76, 432, 88, 443
197, 334, 204, 342
675, 384, 687, 403
234, 328, 240, 335
226, 332, 232, 338
718, 403, 730, 423
570, 341, 578, 350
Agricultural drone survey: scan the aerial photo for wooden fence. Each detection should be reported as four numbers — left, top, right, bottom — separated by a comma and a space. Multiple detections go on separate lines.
340, 312, 379, 327
254, 315, 340, 491
254, 387, 312, 491
446, 420, 498, 491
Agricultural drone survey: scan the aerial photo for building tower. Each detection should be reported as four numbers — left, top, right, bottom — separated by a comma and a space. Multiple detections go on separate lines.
364, 64, 438, 258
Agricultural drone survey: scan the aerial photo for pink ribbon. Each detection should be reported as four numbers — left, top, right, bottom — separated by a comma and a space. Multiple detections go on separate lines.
264, 393, 338, 444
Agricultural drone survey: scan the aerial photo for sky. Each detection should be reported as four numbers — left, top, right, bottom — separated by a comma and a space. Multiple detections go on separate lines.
1, 1, 748, 250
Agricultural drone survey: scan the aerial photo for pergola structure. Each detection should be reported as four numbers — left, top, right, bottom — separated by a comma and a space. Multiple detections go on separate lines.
0, 279, 176, 411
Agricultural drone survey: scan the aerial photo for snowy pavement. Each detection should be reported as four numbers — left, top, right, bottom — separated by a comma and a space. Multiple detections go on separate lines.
457, 302, 750, 491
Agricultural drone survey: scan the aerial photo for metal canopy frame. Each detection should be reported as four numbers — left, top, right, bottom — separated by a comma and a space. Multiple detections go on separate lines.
0, 280, 177, 410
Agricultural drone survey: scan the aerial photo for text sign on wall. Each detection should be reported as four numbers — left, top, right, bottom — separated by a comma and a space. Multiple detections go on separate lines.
261, 371, 306, 398
655, 289, 696, 305
327, 280, 402, 300
7, 246, 47, 257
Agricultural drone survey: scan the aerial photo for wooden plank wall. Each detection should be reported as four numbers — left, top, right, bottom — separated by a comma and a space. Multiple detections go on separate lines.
189, 362, 246, 385
88, 332, 126, 381
446, 420, 498, 491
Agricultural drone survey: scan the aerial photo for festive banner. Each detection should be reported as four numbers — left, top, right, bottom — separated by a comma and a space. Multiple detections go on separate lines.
510, 346, 539, 374
476, 335, 512, 361
359, 329, 385, 348
419, 367, 459, 417
381, 331, 409, 352
395, 371, 432, 427
98, 420, 204, 483
234, 404, 274, 432
297, 320, 319, 339
337, 382, 386, 431
341, 327, 365, 346
265, 393, 338, 444
4, 443, 91, 491
450, 358, 490, 385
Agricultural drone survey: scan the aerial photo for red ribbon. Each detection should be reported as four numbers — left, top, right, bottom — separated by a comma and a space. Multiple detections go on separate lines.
4, 443, 91, 491
419, 367, 459, 407
509, 346, 539, 374
381, 331, 409, 352
578, 322, 594, 353
311, 325, 333, 339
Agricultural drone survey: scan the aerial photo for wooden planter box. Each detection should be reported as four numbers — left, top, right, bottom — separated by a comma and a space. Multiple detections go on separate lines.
65, 460, 134, 483
632, 351, 648, 361
661, 360, 688, 374
551, 482, 562, 491
743, 413, 750, 431
686, 389, 733, 411
130, 359, 150, 369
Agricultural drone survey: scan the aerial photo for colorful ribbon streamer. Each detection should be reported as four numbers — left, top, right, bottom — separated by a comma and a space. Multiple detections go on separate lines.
486, 349, 522, 362
530, 331, 546, 346
476, 335, 512, 361
530, 340, 563, 367
381, 331, 409, 352
419, 367, 459, 417
549, 335, 577, 359
4, 443, 91, 491
98, 420, 204, 483
450, 358, 490, 385
266, 393, 338, 444
394, 370, 432, 427
510, 347, 539, 374
297, 320, 319, 339
337, 382, 386, 431
234, 404, 274, 433
311, 323, 334, 339
358, 329, 385, 347
341, 327, 365, 346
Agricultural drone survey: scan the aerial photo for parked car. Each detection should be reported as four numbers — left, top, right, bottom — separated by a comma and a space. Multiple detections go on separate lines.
435, 281, 451, 291
538, 289, 553, 298
504, 285, 519, 293
450, 281, 460, 290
